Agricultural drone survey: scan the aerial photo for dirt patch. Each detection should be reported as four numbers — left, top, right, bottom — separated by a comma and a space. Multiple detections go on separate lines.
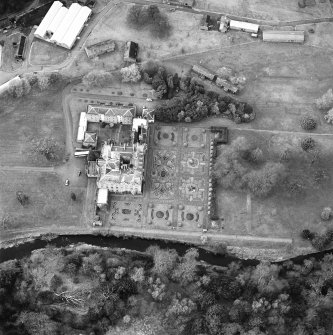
29, 40, 69, 66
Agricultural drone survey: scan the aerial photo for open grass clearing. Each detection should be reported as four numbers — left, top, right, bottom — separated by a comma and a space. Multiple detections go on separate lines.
87, 3, 251, 61
199, 0, 332, 21
29, 39, 69, 66
0, 32, 24, 71
0, 88, 66, 166
215, 129, 333, 246
0, 171, 85, 231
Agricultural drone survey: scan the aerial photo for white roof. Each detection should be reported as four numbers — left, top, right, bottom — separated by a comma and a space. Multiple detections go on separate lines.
77, 126, 86, 142
46, 6, 68, 35
34, 1, 63, 39
263, 30, 304, 42
97, 188, 108, 204
79, 112, 87, 127
51, 3, 82, 44
229, 20, 259, 32
132, 118, 148, 132
61, 6, 91, 49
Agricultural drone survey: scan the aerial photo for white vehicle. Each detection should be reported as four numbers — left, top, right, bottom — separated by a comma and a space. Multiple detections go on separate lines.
146, 98, 153, 102
65, 179, 70, 186
251, 33, 258, 38
92, 220, 103, 227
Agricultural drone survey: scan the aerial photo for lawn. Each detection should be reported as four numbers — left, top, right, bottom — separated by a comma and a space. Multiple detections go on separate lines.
0, 88, 66, 166
0, 32, 24, 72
215, 129, 333, 246
87, 3, 250, 61
29, 39, 69, 66
0, 171, 85, 231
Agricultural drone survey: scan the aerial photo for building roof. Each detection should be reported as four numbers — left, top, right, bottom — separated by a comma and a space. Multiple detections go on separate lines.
34, 1, 91, 49
142, 108, 155, 122
34, 1, 63, 39
87, 105, 135, 119
124, 41, 138, 61
229, 20, 259, 33
85, 39, 116, 58
97, 188, 108, 205
84, 132, 97, 144
263, 30, 305, 42
192, 65, 215, 80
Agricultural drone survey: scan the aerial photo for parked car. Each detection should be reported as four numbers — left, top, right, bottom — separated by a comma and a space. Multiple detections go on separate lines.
93, 221, 103, 227
65, 179, 70, 186
146, 98, 153, 102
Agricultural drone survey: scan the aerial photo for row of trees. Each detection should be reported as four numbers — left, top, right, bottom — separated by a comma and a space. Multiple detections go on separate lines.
6, 72, 63, 98
126, 5, 171, 39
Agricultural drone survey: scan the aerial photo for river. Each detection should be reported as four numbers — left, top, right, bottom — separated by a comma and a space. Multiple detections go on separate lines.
0, 235, 332, 266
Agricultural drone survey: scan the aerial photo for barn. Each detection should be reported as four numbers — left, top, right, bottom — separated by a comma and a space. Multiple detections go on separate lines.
192, 65, 215, 81
263, 30, 305, 43
229, 20, 259, 34
34, 1, 92, 49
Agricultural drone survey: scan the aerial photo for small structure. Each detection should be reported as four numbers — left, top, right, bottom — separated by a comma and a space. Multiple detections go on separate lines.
219, 16, 228, 33
163, 0, 194, 7
200, 15, 210, 30
263, 30, 305, 43
192, 65, 215, 81
211, 126, 229, 144
142, 108, 155, 123
124, 41, 138, 63
215, 77, 239, 94
229, 20, 259, 34
34, 1, 92, 49
15, 35, 26, 60
77, 112, 87, 142
84, 39, 116, 59
83, 132, 97, 148
97, 188, 108, 208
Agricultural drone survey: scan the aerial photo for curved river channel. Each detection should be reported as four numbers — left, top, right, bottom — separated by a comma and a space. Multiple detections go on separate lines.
0, 235, 332, 266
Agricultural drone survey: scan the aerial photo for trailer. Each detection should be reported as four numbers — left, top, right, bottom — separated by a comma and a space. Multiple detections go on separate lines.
229, 20, 259, 34
215, 77, 239, 94
192, 65, 215, 81
74, 150, 90, 157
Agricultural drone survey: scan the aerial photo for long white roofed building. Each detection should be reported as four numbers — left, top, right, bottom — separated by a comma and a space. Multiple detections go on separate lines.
34, 1, 92, 49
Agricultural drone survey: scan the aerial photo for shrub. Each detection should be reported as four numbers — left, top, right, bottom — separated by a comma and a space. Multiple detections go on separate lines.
316, 88, 333, 110
321, 207, 332, 221
301, 137, 315, 151
120, 64, 141, 83
300, 116, 317, 130
301, 229, 315, 240
311, 234, 330, 250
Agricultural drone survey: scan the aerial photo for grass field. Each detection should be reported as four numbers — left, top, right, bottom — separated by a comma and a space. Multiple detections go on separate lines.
87, 3, 251, 62
196, 0, 333, 21
29, 40, 69, 66
0, 33, 24, 72
215, 129, 333, 246
0, 88, 66, 166
0, 171, 85, 231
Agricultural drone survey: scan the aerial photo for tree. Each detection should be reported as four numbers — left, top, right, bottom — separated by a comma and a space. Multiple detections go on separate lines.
301, 137, 315, 151
82, 70, 113, 87
120, 64, 141, 83
16, 191, 29, 206
172, 248, 198, 284
146, 246, 178, 277
316, 88, 333, 110
205, 304, 228, 335
37, 75, 50, 91
321, 207, 332, 221
300, 115, 317, 130
244, 162, 286, 197
8, 78, 31, 97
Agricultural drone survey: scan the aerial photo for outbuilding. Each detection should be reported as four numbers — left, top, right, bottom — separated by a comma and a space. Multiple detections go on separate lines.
34, 1, 92, 49
229, 20, 259, 34
263, 30, 305, 43
192, 65, 215, 81
97, 188, 108, 208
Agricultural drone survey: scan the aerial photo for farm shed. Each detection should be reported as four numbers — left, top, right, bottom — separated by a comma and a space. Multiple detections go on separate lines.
85, 39, 116, 59
192, 65, 215, 81
229, 20, 259, 34
263, 30, 305, 43
124, 41, 138, 62
215, 77, 238, 94
15, 35, 26, 60
34, 1, 92, 49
